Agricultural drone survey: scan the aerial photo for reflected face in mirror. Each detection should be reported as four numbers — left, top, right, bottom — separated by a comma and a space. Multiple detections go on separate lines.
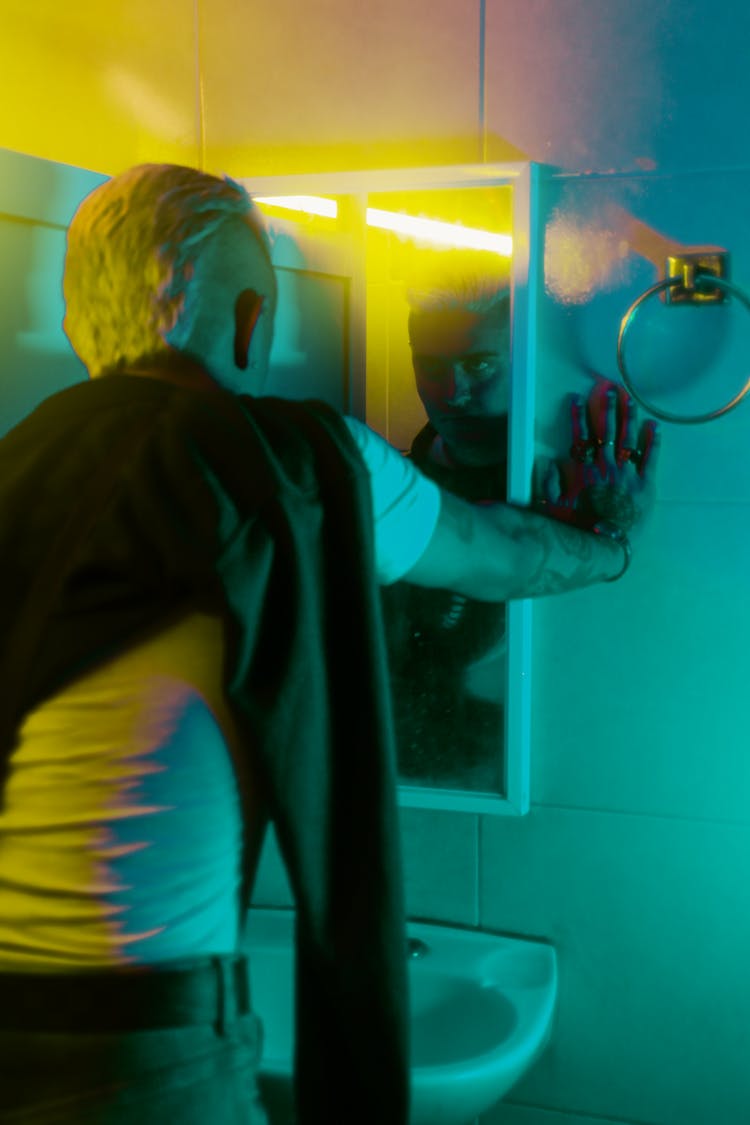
408, 301, 510, 467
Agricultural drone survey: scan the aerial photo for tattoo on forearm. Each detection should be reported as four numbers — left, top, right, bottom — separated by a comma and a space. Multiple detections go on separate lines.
441, 498, 620, 599
516, 515, 614, 596
450, 501, 477, 546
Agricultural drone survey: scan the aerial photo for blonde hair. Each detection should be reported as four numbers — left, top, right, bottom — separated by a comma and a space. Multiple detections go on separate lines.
405, 249, 511, 316
63, 163, 271, 376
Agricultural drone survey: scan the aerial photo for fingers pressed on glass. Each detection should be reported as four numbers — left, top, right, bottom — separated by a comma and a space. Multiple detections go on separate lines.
619, 396, 639, 466
545, 460, 562, 504
638, 420, 661, 477
599, 388, 618, 467
570, 393, 588, 442
586, 384, 603, 442
568, 394, 590, 464
621, 396, 635, 446
587, 379, 619, 445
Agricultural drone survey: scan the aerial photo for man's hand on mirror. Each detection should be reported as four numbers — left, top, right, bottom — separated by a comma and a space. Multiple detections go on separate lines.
535, 380, 660, 533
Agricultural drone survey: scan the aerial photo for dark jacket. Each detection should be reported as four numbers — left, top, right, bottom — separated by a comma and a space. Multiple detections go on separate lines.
0, 371, 409, 1124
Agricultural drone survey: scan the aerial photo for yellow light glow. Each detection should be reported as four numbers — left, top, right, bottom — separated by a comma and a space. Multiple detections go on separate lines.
253, 196, 511, 254
366, 208, 512, 255
253, 195, 339, 218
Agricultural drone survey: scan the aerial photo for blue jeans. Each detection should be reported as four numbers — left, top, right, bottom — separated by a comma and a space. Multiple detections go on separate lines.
0, 1013, 268, 1124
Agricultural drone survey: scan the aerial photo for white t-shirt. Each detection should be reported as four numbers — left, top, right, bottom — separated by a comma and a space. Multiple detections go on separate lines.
0, 420, 441, 969
342, 416, 440, 583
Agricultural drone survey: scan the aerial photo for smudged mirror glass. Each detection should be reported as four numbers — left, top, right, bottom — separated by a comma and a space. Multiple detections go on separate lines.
244, 165, 540, 814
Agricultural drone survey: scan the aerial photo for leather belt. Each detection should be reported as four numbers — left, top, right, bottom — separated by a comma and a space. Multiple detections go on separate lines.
0, 954, 252, 1034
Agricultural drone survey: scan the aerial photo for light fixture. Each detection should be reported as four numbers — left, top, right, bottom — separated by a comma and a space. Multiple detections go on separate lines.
253, 195, 338, 219
253, 196, 511, 254
365, 207, 510, 255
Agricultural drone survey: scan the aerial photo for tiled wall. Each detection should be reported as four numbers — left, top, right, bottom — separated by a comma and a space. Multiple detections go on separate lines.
6, 2, 750, 180
1, 1, 199, 173
473, 166, 750, 1125
250, 9, 750, 1119
5, 2, 750, 1123
0, 151, 102, 436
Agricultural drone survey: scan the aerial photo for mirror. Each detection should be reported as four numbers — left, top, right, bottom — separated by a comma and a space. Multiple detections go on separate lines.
364, 185, 513, 795
247, 165, 539, 813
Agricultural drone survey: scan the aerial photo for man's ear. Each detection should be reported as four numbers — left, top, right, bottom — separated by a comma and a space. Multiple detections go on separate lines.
234, 289, 265, 371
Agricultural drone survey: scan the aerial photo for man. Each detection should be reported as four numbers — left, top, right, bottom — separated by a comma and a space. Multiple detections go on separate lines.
384, 268, 655, 789
0, 164, 653, 1125
406, 266, 512, 479
382, 271, 514, 788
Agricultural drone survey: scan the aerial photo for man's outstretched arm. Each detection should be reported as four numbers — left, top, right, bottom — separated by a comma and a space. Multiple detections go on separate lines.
402, 489, 626, 600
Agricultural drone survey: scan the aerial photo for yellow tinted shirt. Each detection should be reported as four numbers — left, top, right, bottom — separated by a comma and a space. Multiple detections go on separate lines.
0, 612, 253, 969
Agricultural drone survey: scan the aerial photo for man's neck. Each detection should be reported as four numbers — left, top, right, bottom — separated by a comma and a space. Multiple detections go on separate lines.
114, 353, 221, 393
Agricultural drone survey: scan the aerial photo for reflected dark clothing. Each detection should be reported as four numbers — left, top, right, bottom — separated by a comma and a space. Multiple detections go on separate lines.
0, 372, 408, 1124
382, 422, 507, 790
406, 421, 508, 504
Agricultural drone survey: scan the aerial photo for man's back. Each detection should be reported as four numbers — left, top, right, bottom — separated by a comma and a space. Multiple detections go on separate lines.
0, 371, 411, 1124
0, 609, 260, 969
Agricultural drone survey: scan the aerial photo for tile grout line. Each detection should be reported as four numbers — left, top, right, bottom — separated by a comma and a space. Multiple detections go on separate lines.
193, 0, 207, 170
475, 813, 481, 927
478, 0, 487, 163
533, 800, 750, 829
501, 1098, 659, 1125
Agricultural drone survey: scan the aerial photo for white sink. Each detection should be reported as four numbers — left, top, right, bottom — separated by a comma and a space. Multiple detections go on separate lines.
244, 907, 557, 1125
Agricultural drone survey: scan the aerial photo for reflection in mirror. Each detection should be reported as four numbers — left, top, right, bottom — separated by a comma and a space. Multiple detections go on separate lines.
365, 186, 514, 794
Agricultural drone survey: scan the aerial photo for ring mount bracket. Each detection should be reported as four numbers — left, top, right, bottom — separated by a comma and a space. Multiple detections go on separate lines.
664, 250, 729, 305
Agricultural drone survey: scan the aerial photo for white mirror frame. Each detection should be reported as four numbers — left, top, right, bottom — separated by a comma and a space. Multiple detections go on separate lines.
242, 163, 542, 816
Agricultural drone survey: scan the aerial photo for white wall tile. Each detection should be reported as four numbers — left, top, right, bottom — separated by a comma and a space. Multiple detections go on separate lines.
480, 806, 750, 1125
0, 214, 87, 437
251, 811, 480, 924
528, 499, 750, 822
401, 808, 478, 924
1, 1, 199, 173
485, 1, 750, 175
200, 0, 482, 173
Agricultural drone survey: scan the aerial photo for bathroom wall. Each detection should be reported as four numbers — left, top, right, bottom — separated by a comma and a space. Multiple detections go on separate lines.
245, 5, 750, 1125
3, 2, 750, 1123
0, 1, 200, 172
0, 150, 100, 436
478, 8, 750, 1124
476, 166, 750, 1125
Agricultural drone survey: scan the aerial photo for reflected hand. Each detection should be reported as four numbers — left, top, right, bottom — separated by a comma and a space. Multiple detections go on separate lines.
536, 380, 660, 532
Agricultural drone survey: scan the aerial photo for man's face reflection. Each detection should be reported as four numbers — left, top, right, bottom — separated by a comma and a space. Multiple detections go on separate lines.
408, 301, 510, 467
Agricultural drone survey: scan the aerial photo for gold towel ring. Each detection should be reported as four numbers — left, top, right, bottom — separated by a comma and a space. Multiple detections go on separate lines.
617, 273, 750, 424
